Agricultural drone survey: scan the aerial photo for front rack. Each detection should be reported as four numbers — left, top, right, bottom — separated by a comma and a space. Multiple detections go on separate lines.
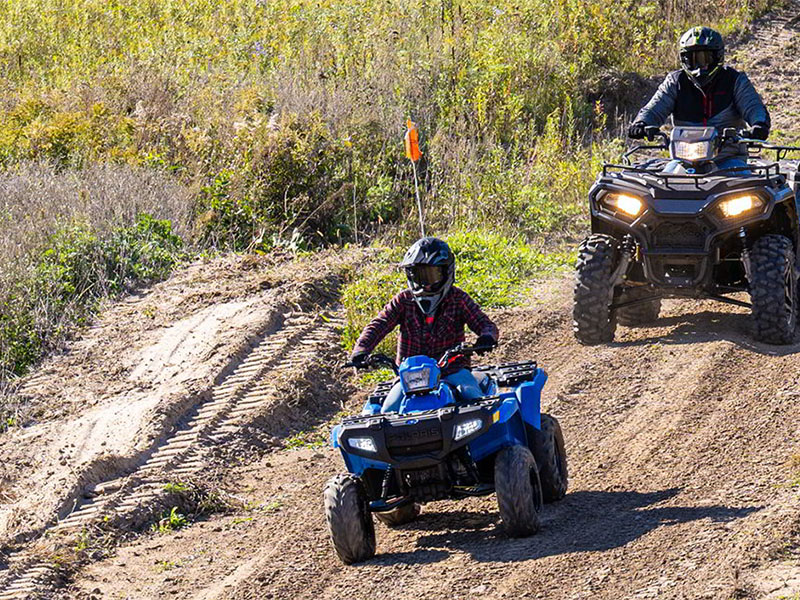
601, 162, 782, 191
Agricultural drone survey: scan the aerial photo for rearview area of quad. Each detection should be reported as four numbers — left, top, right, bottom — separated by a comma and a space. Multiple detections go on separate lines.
574, 125, 800, 345
324, 344, 568, 565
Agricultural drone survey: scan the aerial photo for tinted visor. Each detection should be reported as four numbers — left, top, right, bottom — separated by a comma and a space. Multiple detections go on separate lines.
684, 49, 716, 69
406, 265, 446, 291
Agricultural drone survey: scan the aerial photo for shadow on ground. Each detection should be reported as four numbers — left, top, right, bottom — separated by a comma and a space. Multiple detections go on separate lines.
373, 488, 761, 565
617, 309, 800, 357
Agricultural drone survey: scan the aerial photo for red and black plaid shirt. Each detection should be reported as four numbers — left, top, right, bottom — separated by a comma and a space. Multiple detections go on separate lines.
353, 287, 499, 372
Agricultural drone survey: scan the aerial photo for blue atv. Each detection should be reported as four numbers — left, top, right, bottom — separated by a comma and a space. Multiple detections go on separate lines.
323, 343, 568, 564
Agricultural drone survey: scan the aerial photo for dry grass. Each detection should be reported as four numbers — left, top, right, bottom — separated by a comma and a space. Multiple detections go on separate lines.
0, 162, 192, 385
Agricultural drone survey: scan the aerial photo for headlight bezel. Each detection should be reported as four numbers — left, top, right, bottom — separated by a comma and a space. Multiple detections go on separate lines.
716, 193, 765, 219
599, 191, 645, 219
400, 365, 438, 394
672, 140, 714, 162
453, 417, 483, 441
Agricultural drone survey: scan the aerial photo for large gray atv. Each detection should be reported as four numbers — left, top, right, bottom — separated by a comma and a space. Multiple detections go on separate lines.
574, 126, 800, 345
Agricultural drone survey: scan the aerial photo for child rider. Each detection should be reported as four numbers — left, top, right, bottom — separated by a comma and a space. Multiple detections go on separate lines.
350, 237, 499, 413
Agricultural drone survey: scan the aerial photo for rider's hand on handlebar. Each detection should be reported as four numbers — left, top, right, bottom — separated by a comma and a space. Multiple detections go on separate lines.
745, 123, 769, 141
627, 121, 647, 140
350, 351, 370, 369
474, 335, 497, 355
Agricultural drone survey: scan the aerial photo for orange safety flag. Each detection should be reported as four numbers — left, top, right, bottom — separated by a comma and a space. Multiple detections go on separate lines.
404, 119, 422, 162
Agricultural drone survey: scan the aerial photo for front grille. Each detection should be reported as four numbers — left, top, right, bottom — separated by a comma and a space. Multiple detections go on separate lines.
386, 420, 443, 456
390, 440, 443, 456
652, 222, 706, 248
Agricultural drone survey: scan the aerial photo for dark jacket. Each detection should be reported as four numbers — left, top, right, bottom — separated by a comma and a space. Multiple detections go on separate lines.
635, 67, 770, 131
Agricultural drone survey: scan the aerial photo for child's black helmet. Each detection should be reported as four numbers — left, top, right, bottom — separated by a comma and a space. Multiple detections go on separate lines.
399, 237, 455, 316
679, 26, 724, 88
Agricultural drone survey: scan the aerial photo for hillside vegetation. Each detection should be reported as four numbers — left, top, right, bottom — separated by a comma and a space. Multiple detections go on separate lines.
0, 0, 775, 381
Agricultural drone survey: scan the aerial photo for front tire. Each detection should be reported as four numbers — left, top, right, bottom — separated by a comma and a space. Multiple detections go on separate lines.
749, 234, 797, 344
574, 234, 619, 344
374, 502, 420, 527
494, 445, 543, 537
323, 474, 376, 564
527, 414, 568, 503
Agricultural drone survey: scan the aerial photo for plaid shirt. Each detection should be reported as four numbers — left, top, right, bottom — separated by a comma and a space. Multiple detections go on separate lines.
353, 286, 499, 372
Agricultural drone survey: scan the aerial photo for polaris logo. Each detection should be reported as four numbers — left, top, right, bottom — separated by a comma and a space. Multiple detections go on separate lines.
387, 426, 440, 444
405, 419, 419, 425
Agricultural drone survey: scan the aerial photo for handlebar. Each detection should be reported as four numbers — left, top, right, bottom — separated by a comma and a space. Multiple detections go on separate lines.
343, 341, 498, 375
624, 126, 800, 164
436, 342, 497, 368
342, 353, 399, 375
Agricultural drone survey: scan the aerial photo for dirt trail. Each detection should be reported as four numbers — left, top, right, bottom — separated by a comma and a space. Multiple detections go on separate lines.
731, 0, 800, 138
60, 280, 800, 600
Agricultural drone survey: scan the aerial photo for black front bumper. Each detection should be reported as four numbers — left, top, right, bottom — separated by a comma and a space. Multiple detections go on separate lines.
338, 397, 502, 470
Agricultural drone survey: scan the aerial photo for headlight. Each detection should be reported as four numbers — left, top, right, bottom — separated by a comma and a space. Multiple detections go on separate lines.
401, 366, 435, 393
718, 194, 763, 218
603, 193, 643, 217
349, 437, 377, 453
454, 418, 483, 441
673, 140, 712, 161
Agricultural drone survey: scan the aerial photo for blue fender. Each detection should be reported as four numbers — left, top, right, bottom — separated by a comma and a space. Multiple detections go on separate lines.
518, 369, 547, 429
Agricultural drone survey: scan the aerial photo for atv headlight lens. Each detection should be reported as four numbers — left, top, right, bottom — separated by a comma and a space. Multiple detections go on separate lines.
718, 194, 763, 218
401, 366, 434, 393
604, 193, 643, 217
673, 140, 712, 162
349, 437, 377, 453
454, 418, 483, 441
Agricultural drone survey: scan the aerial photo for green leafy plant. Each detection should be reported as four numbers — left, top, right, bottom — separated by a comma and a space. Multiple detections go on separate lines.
163, 481, 191, 495
151, 507, 188, 533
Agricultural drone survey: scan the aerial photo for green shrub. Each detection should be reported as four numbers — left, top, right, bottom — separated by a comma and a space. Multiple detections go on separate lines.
0, 213, 185, 379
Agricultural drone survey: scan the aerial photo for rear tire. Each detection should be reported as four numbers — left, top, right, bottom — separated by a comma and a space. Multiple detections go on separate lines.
617, 287, 661, 327
574, 234, 619, 344
749, 234, 797, 344
527, 414, 568, 503
374, 502, 420, 527
494, 445, 543, 537
323, 474, 376, 564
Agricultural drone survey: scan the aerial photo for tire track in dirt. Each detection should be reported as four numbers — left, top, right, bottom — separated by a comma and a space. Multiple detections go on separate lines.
0, 308, 345, 599
0, 310, 345, 599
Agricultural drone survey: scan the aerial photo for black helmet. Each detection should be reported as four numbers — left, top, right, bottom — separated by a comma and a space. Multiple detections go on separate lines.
399, 237, 455, 316
679, 26, 724, 88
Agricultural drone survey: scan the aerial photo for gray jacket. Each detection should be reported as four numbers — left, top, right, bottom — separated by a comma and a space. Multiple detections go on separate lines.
635, 67, 770, 131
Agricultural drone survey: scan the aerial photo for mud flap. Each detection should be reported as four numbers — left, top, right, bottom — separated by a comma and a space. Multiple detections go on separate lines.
517, 370, 548, 430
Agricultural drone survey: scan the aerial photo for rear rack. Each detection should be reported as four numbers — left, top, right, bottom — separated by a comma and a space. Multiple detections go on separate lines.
473, 360, 538, 387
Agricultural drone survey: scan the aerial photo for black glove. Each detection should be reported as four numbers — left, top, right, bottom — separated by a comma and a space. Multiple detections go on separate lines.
475, 335, 497, 355
627, 121, 647, 140
350, 351, 370, 368
746, 123, 769, 141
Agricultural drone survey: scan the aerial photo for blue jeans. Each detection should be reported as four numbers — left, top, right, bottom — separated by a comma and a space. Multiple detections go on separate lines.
380, 368, 483, 414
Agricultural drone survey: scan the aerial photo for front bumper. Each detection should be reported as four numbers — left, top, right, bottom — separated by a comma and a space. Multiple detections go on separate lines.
335, 397, 502, 470
590, 182, 792, 288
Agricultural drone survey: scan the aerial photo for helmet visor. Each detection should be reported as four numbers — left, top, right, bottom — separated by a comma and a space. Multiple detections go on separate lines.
684, 49, 716, 69
406, 265, 446, 292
